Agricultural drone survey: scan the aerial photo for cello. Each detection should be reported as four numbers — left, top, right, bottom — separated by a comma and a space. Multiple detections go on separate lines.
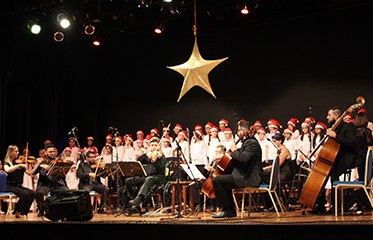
201, 126, 256, 198
299, 96, 365, 209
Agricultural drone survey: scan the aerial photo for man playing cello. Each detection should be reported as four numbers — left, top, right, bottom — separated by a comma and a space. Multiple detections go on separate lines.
211, 121, 262, 218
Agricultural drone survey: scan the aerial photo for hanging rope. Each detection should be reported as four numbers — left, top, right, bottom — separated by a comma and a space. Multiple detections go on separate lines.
192, 0, 197, 35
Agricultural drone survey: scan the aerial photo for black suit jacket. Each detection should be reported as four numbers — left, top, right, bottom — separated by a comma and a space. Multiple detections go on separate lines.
334, 121, 356, 168
230, 135, 262, 187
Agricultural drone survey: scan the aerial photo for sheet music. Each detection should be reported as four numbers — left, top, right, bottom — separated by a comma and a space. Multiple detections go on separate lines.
180, 164, 206, 180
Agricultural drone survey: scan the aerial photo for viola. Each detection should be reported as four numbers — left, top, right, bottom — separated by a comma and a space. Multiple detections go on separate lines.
15, 155, 36, 164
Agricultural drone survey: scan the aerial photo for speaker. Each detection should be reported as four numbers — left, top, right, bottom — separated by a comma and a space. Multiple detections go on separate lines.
44, 190, 93, 221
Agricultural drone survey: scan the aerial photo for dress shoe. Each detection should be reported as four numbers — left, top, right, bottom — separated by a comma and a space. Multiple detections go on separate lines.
212, 210, 235, 218
210, 206, 217, 212
307, 206, 326, 215
129, 196, 142, 206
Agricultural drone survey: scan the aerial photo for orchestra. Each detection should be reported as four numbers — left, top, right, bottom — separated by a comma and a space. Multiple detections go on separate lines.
2, 98, 373, 219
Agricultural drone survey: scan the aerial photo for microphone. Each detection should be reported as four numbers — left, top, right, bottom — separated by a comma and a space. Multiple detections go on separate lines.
108, 126, 118, 131
68, 127, 77, 135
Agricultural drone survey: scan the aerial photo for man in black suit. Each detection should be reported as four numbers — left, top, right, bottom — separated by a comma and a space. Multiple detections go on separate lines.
211, 121, 262, 218
311, 106, 356, 214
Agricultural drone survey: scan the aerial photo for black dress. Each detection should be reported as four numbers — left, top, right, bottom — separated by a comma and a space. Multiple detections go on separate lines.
4, 160, 36, 215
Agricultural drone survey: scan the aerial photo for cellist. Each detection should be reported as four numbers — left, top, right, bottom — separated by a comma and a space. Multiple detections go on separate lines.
310, 106, 356, 214
211, 121, 262, 218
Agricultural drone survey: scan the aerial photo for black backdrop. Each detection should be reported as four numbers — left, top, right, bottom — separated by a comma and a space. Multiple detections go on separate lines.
1, 1, 372, 156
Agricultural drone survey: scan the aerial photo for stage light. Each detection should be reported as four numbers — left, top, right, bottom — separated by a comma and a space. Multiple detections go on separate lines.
154, 23, 163, 34
93, 36, 100, 46
54, 31, 64, 42
241, 4, 249, 15
57, 13, 70, 29
164, 0, 172, 2
27, 20, 41, 35
84, 24, 95, 35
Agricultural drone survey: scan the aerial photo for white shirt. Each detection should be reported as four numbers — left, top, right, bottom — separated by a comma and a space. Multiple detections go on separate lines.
284, 138, 297, 160
122, 145, 135, 160
190, 139, 209, 166
207, 138, 221, 165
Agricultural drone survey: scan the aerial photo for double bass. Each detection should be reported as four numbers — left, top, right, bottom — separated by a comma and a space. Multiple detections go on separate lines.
299, 96, 365, 209
201, 126, 256, 198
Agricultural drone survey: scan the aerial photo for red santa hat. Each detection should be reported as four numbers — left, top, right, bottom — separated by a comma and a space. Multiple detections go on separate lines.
315, 122, 327, 130
87, 136, 94, 141
174, 124, 183, 130
305, 117, 316, 124
105, 143, 112, 148
283, 128, 293, 135
163, 135, 171, 142
194, 129, 203, 136
106, 134, 113, 139
267, 119, 282, 129
257, 127, 266, 134
301, 121, 311, 128
127, 135, 134, 142
150, 128, 160, 135
163, 126, 170, 131
194, 124, 203, 130
115, 136, 123, 142
343, 114, 352, 121
205, 122, 214, 128
287, 118, 299, 127
358, 109, 367, 114
223, 128, 232, 134
179, 130, 188, 139
238, 119, 246, 124
136, 138, 144, 143
145, 135, 152, 142
219, 119, 228, 126
209, 126, 219, 132
136, 130, 144, 136
254, 120, 262, 127
64, 147, 72, 152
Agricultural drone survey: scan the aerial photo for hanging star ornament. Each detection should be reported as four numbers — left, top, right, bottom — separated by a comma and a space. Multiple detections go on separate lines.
167, 36, 228, 102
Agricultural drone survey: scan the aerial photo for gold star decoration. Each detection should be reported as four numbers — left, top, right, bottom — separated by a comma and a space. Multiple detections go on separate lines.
167, 36, 228, 102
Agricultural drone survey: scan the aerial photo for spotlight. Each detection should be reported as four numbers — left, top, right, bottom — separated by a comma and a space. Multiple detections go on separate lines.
54, 31, 64, 42
241, 4, 249, 15
93, 36, 100, 46
27, 20, 41, 35
164, 0, 172, 2
154, 23, 163, 34
57, 13, 70, 29
84, 24, 95, 35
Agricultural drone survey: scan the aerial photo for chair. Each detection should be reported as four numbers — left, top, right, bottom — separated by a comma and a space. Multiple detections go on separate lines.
0, 172, 18, 218
240, 156, 286, 218
333, 148, 373, 217
89, 191, 101, 212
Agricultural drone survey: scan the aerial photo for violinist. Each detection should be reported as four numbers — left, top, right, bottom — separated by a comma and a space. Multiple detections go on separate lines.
3, 145, 44, 218
77, 150, 109, 214
128, 137, 167, 207
211, 121, 262, 218
35, 144, 69, 217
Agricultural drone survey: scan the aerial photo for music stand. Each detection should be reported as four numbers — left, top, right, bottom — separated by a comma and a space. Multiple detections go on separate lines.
118, 161, 147, 177
47, 161, 73, 177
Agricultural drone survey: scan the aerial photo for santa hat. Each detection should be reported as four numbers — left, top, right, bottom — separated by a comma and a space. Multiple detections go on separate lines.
358, 109, 367, 114
315, 122, 327, 130
209, 126, 219, 132
127, 135, 134, 142
194, 129, 203, 136
136, 130, 144, 136
105, 143, 112, 148
150, 128, 160, 135
267, 119, 282, 129
287, 118, 299, 127
163, 135, 171, 142
163, 126, 170, 131
301, 121, 311, 128
179, 130, 188, 139
194, 124, 203, 130
174, 124, 183, 130
106, 134, 113, 139
69, 137, 77, 142
257, 127, 266, 134
145, 135, 152, 142
219, 119, 228, 126
205, 122, 214, 128
64, 147, 72, 152
136, 138, 144, 143
283, 128, 293, 135
343, 114, 352, 120
87, 136, 94, 141
223, 128, 232, 134
238, 119, 246, 124
115, 136, 123, 142
254, 120, 262, 127
305, 117, 316, 124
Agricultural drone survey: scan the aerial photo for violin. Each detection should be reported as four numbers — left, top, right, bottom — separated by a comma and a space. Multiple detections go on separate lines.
15, 155, 36, 164
49, 157, 67, 164
90, 155, 105, 169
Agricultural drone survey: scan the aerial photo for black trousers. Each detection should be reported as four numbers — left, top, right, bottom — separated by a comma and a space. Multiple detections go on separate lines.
36, 185, 69, 213
81, 183, 109, 209
5, 184, 36, 215
212, 174, 239, 211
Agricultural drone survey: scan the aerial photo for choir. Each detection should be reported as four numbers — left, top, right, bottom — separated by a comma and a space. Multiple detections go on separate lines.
1, 109, 373, 218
